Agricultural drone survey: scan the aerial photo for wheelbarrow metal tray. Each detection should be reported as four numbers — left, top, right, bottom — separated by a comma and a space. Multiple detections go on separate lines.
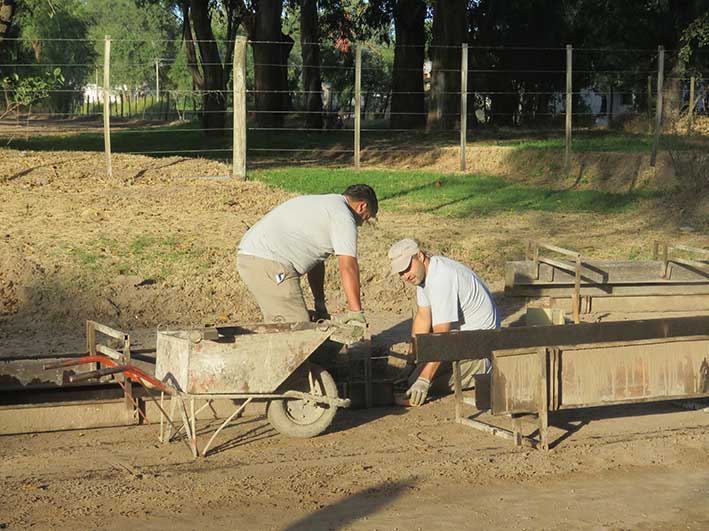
155, 325, 333, 394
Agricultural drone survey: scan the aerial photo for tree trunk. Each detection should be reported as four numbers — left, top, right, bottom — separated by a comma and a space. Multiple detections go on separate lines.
186, 0, 226, 135
0, 0, 15, 45
391, 0, 426, 129
248, 0, 289, 128
427, 0, 467, 131
300, 0, 322, 129
663, 60, 684, 126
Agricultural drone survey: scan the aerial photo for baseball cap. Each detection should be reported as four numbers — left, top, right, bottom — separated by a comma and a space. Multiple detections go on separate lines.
388, 238, 420, 274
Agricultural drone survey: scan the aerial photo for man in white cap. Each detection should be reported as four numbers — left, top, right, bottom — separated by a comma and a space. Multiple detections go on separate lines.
388, 238, 500, 406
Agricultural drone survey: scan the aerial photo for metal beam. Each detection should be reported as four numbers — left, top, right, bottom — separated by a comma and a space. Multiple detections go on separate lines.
415, 315, 709, 363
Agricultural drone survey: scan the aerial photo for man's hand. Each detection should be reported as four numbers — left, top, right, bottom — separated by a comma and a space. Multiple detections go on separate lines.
406, 377, 431, 406
335, 310, 366, 326
313, 299, 330, 321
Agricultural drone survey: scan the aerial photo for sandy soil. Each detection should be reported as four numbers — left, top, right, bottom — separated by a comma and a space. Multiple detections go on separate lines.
1, 147, 708, 529
1, 396, 708, 530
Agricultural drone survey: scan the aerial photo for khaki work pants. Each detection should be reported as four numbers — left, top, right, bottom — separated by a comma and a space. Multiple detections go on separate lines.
237, 254, 310, 323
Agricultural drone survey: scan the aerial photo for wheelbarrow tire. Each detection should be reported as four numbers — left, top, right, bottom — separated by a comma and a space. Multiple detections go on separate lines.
267, 364, 339, 439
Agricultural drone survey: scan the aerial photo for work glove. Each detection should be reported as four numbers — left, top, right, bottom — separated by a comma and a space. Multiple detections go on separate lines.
312, 299, 330, 321
335, 310, 367, 326
406, 377, 431, 407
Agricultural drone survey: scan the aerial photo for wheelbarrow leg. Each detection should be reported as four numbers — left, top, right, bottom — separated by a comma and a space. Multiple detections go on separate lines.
159, 392, 165, 443
177, 396, 199, 458
202, 397, 253, 457
166, 394, 179, 442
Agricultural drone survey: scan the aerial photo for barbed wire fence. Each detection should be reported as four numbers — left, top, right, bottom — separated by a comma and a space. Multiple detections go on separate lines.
0, 36, 706, 179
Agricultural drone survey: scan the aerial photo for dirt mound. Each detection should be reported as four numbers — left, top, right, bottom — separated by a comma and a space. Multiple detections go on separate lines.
1, 147, 706, 340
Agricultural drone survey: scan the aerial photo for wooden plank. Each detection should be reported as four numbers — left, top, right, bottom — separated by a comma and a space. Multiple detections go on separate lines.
458, 417, 538, 449
96, 344, 123, 361
538, 256, 578, 275
92, 321, 128, 341
415, 315, 709, 363
537, 242, 579, 258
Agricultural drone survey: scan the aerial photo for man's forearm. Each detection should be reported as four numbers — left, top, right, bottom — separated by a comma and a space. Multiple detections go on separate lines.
338, 257, 362, 311
307, 261, 326, 302
419, 361, 442, 381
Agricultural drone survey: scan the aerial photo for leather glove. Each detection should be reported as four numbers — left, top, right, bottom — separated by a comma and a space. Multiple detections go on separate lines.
312, 299, 330, 321
335, 310, 366, 326
406, 377, 431, 407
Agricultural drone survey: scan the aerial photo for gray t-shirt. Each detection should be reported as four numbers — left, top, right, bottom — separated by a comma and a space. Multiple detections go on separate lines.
238, 194, 357, 275
416, 256, 500, 331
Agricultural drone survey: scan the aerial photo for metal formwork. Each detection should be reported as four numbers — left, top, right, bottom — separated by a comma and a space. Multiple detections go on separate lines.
416, 315, 709, 450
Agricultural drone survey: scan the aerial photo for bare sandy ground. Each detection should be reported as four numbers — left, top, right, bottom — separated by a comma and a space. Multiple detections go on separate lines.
0, 148, 708, 530
1, 395, 708, 530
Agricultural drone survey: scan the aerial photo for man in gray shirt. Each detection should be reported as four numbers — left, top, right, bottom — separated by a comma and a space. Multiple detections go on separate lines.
388, 238, 500, 406
238, 184, 378, 324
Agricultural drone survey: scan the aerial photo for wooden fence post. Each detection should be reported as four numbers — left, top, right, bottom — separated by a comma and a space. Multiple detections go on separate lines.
564, 44, 572, 174
688, 75, 695, 135
103, 35, 112, 179
460, 43, 468, 172
233, 36, 247, 180
650, 45, 664, 167
354, 42, 362, 170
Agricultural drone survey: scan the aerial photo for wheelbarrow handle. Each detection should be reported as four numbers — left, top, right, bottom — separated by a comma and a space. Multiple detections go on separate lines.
69, 365, 129, 383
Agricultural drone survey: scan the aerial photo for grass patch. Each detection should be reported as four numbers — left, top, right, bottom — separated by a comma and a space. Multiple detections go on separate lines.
251, 167, 658, 217
58, 233, 206, 280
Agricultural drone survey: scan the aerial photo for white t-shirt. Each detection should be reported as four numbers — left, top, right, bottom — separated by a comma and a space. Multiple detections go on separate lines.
238, 194, 357, 275
416, 256, 499, 331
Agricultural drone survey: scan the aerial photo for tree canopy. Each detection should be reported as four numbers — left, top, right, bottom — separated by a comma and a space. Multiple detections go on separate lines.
1, 0, 706, 130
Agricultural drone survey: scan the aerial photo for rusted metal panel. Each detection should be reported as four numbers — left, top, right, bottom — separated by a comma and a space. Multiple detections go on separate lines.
416, 315, 709, 363
558, 337, 709, 408
491, 348, 543, 415
489, 337, 709, 416
155, 327, 333, 394
546, 294, 709, 313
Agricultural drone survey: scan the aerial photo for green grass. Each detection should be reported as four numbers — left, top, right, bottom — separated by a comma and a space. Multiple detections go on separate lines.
56, 233, 207, 280
252, 167, 658, 217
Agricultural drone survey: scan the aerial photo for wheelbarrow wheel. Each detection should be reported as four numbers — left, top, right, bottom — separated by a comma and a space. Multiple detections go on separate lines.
267, 363, 339, 439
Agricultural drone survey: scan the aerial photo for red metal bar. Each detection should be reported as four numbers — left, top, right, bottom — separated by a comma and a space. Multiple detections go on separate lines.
43, 355, 119, 370
69, 366, 128, 382
43, 356, 172, 394
123, 367, 172, 394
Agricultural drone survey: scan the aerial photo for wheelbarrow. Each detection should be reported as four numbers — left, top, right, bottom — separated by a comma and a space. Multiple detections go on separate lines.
46, 319, 367, 457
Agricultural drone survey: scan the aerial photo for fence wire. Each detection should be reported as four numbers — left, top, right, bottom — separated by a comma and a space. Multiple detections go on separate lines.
0, 38, 706, 176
